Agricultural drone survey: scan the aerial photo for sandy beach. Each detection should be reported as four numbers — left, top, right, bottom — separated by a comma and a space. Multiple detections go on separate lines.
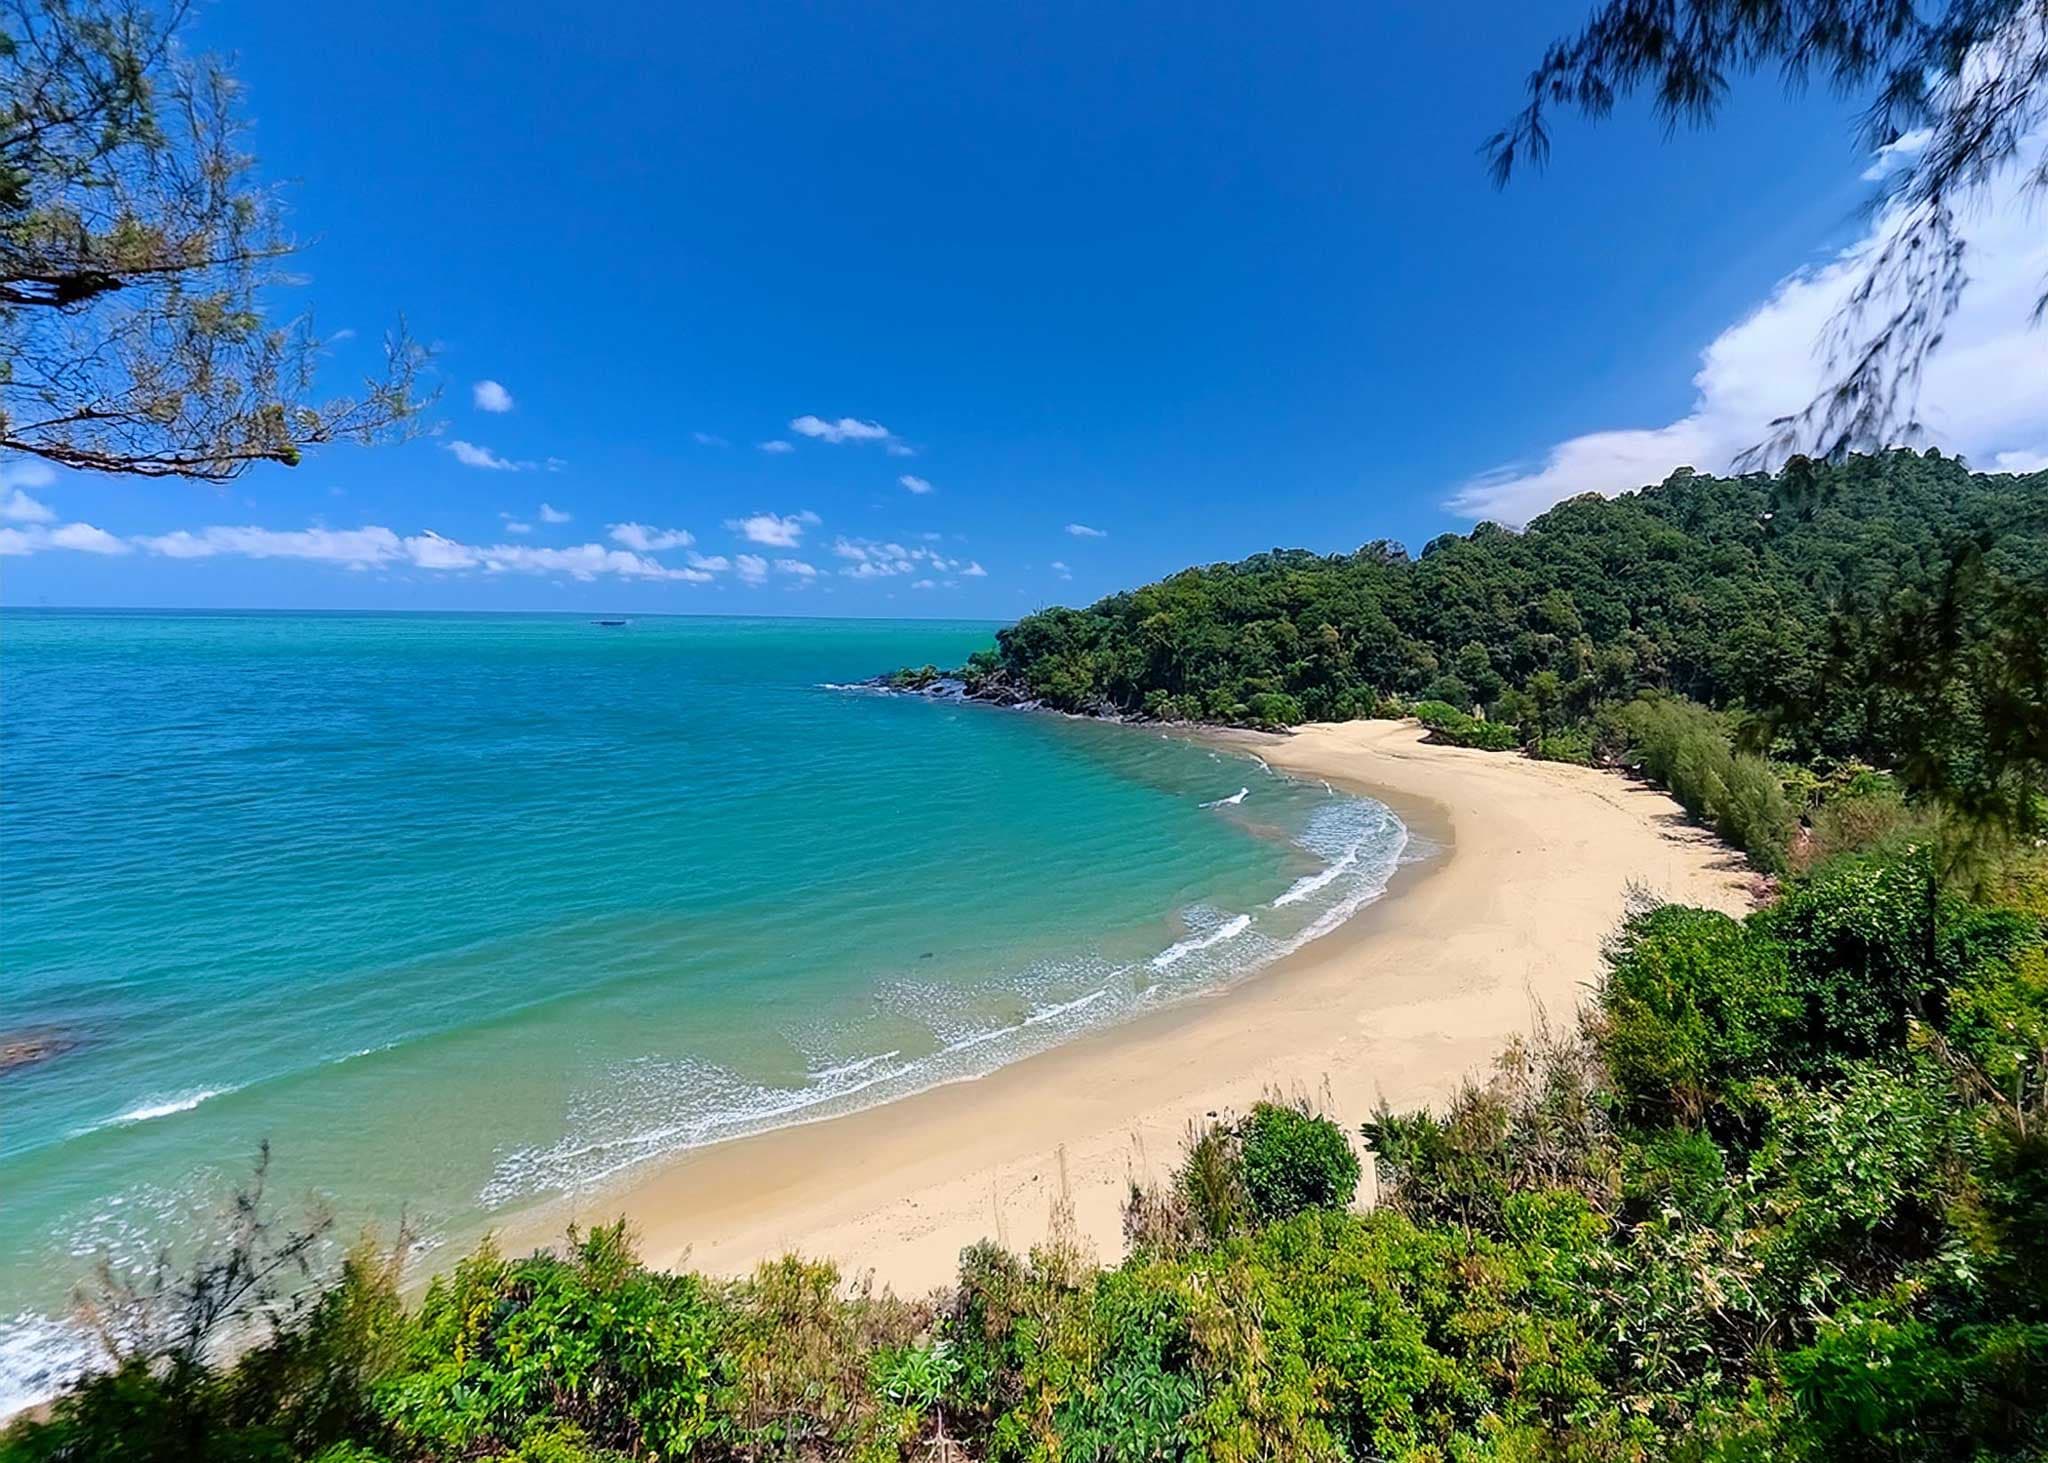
529, 720, 1753, 1294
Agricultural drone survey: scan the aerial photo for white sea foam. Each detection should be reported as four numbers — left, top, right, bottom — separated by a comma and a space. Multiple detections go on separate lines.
1024, 987, 1109, 1025
0, 1312, 97, 1420
108, 1088, 232, 1126
1199, 787, 1248, 808
478, 788, 1414, 1212
1150, 912, 1253, 969
806, 1050, 902, 1082
1272, 844, 1360, 907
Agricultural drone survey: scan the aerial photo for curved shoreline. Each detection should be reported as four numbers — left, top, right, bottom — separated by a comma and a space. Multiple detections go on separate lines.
512, 721, 1751, 1292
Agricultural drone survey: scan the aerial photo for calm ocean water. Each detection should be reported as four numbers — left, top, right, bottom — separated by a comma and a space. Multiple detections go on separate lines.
0, 610, 1408, 1410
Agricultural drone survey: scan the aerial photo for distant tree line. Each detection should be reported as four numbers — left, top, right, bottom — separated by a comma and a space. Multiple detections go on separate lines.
966, 450, 2045, 868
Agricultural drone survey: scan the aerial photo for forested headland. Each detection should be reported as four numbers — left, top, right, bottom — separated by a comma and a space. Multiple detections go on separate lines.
910, 451, 2045, 873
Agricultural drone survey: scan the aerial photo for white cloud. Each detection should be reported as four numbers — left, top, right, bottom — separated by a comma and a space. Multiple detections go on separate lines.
692, 431, 729, 447
472, 379, 515, 413
1992, 449, 2048, 473
829, 536, 974, 580
328, 327, 358, 342
899, 474, 935, 494
886, 442, 917, 458
1861, 128, 1932, 181
135, 525, 408, 564
499, 513, 533, 534
447, 439, 521, 471
1065, 522, 1107, 538
726, 509, 820, 547
2, 489, 56, 524
734, 552, 769, 584
0, 520, 129, 556
790, 414, 896, 446
961, 560, 987, 577
538, 503, 571, 524
609, 522, 695, 552
911, 578, 936, 590
52, 523, 129, 554
758, 440, 796, 454
685, 551, 731, 571
1450, 139, 2048, 525
0, 459, 56, 492
9, 517, 717, 584
774, 557, 818, 578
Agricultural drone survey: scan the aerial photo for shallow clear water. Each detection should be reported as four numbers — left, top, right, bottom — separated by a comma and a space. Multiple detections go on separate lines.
0, 610, 1406, 1410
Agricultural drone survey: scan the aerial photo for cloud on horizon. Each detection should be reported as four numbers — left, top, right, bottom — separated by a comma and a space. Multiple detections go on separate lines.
2, 519, 721, 583
1451, 142, 2048, 526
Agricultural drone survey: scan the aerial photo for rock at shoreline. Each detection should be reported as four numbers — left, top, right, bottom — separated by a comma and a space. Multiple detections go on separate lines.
0, 1030, 80, 1078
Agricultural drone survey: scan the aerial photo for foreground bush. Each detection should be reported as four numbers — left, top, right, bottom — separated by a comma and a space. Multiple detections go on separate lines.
8, 846, 2046, 1462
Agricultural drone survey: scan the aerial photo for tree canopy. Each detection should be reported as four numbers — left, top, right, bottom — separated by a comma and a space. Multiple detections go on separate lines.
966, 451, 2045, 865
1491, 0, 2048, 461
0, 0, 424, 480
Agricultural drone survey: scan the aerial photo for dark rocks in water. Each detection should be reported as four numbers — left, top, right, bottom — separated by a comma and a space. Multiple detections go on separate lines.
0, 1029, 79, 1078
856, 664, 1179, 727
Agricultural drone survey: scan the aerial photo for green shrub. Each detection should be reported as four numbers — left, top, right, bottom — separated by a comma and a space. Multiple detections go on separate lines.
1757, 848, 2031, 1075
1533, 728, 1596, 765
382, 1224, 731, 1459
1946, 945, 2048, 1092
1410, 699, 1465, 731
1594, 905, 1797, 1124
1616, 695, 1796, 870
1411, 699, 1523, 752
1238, 1103, 1360, 1223
1241, 691, 1304, 729
1366, 1022, 1617, 1236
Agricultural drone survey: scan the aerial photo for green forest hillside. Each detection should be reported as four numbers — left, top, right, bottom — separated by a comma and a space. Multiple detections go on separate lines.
972, 450, 2042, 759
941, 451, 2044, 873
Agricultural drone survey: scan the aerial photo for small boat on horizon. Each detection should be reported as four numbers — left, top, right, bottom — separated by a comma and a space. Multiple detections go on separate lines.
592, 618, 629, 627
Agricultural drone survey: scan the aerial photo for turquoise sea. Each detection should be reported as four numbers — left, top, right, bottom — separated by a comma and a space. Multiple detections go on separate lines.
0, 611, 1408, 1410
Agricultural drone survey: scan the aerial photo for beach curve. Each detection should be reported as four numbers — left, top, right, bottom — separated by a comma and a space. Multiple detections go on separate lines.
521, 720, 1754, 1292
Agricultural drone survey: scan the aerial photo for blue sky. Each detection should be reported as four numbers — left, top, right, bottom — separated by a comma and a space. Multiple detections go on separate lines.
5, 0, 2044, 614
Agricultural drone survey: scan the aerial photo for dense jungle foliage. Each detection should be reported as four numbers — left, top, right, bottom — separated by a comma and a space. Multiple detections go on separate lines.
976, 452, 2043, 744
5, 834, 2045, 1462
947, 450, 2047, 872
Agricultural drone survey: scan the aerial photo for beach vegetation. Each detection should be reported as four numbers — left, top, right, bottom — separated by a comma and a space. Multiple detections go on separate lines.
9, 821, 2047, 1463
